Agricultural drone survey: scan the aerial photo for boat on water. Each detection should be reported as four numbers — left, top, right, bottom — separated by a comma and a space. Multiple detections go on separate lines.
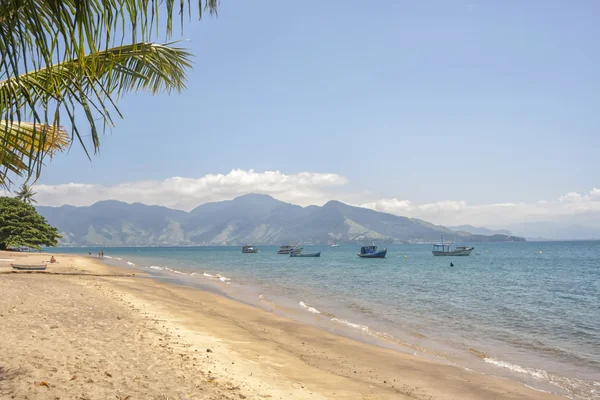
241, 245, 258, 253
357, 245, 387, 258
277, 245, 302, 254
11, 264, 47, 271
290, 251, 321, 258
432, 243, 474, 256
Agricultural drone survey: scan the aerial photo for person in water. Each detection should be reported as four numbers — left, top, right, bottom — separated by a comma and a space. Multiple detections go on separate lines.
450, 262, 454, 267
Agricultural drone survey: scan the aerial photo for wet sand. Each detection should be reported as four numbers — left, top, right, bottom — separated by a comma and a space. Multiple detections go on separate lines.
0, 252, 566, 399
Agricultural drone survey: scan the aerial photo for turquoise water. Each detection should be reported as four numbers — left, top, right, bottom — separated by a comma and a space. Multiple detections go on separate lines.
51, 242, 600, 399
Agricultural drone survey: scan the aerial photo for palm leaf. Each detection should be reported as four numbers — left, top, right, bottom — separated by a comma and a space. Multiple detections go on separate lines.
0, 121, 69, 185
0, 42, 192, 185
0, 0, 218, 187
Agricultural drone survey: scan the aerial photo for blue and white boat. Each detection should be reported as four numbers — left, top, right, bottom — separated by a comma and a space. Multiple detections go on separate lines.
357, 245, 387, 258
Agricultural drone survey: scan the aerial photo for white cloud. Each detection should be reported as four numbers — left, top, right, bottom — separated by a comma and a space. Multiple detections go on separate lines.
361, 188, 600, 227
559, 192, 584, 203
589, 188, 600, 201
31, 169, 348, 210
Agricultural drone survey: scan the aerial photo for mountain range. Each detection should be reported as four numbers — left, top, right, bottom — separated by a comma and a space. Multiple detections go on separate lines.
36, 194, 525, 246
447, 225, 513, 236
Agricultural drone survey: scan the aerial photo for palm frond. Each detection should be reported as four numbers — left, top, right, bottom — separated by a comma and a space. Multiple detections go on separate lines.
0, 121, 69, 185
0, 0, 218, 186
0, 42, 191, 186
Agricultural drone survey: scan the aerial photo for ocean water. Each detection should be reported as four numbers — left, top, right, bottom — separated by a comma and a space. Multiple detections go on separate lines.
51, 242, 600, 399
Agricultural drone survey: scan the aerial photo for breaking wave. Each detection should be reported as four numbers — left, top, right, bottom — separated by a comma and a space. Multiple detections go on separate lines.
299, 301, 321, 314
484, 358, 598, 400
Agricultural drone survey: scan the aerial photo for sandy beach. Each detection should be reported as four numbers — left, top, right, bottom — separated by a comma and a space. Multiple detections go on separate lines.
0, 252, 566, 399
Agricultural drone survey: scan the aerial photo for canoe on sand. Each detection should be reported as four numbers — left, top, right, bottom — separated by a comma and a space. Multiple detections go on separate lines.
11, 264, 47, 271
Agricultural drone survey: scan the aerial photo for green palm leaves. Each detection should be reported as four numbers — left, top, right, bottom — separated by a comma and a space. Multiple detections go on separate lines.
0, 0, 218, 187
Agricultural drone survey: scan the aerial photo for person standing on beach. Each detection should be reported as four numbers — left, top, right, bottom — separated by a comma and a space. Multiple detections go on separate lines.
101, 250, 104, 258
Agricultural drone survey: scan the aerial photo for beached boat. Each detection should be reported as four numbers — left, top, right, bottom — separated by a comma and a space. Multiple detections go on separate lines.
290, 251, 321, 258
357, 245, 387, 258
277, 245, 302, 254
241, 245, 258, 253
11, 264, 47, 271
432, 243, 474, 256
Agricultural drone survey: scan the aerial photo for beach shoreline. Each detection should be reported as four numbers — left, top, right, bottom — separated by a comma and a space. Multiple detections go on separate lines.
0, 252, 567, 399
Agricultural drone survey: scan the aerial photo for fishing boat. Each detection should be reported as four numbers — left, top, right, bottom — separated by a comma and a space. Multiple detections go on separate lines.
277, 245, 302, 254
357, 245, 387, 258
290, 251, 321, 258
241, 245, 258, 253
432, 243, 474, 256
11, 264, 47, 271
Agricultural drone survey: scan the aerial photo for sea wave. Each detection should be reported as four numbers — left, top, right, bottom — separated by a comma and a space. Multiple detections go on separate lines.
148, 266, 164, 270
126, 261, 135, 266
331, 317, 371, 333
485, 357, 598, 400
216, 274, 230, 282
484, 358, 548, 380
299, 301, 321, 314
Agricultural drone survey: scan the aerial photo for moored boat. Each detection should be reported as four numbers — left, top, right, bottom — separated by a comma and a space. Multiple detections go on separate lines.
357, 245, 387, 258
242, 245, 258, 253
432, 243, 474, 256
11, 264, 47, 271
290, 251, 321, 258
277, 245, 302, 254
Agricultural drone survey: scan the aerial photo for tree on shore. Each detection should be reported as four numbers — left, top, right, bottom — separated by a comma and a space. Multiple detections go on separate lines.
0, 0, 218, 187
15, 183, 37, 205
0, 197, 60, 250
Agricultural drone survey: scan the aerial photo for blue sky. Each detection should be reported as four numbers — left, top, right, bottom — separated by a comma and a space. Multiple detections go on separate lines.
28, 1, 600, 226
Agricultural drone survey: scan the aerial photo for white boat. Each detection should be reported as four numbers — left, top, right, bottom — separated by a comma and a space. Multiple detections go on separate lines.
277, 245, 302, 255
432, 244, 474, 256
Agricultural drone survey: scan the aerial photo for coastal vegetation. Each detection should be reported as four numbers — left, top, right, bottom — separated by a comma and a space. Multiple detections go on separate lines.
15, 183, 37, 204
0, 196, 60, 250
0, 0, 218, 187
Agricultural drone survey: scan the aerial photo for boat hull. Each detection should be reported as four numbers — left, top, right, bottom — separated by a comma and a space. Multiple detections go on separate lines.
432, 249, 473, 256
278, 247, 302, 254
357, 249, 387, 258
11, 264, 47, 271
242, 249, 258, 253
290, 252, 321, 257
